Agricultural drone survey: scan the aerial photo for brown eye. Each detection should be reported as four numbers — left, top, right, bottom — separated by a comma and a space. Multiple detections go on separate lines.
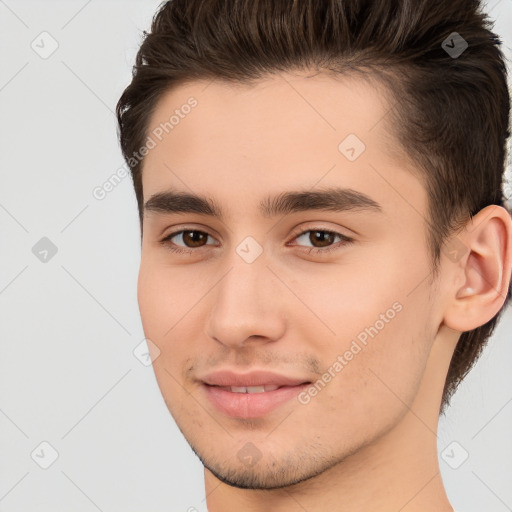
308, 230, 336, 247
181, 230, 209, 247
160, 229, 216, 254
290, 228, 354, 256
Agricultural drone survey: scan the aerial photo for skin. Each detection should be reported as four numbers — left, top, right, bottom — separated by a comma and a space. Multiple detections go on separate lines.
137, 71, 512, 512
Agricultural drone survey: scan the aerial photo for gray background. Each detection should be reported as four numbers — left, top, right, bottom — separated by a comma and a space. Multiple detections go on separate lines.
0, 1, 511, 511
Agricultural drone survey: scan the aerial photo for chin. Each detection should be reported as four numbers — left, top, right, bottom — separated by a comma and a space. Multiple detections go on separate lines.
195, 441, 346, 490
204, 462, 317, 490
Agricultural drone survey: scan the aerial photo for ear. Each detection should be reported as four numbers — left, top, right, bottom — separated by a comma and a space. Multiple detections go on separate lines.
442, 205, 512, 332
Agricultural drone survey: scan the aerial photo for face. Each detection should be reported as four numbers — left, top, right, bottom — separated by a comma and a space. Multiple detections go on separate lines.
138, 71, 442, 489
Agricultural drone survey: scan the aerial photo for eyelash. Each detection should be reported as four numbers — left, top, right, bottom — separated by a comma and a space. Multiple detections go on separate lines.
159, 227, 354, 256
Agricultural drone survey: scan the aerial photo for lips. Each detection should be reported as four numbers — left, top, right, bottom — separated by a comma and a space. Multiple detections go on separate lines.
217, 384, 280, 393
200, 369, 310, 388
199, 369, 312, 418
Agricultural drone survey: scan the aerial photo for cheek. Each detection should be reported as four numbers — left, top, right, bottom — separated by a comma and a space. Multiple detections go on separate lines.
137, 260, 207, 383
137, 258, 194, 335
137, 265, 165, 338
301, 310, 431, 448
280, 255, 409, 345
137, 263, 192, 416
290, 252, 433, 411
137, 263, 180, 378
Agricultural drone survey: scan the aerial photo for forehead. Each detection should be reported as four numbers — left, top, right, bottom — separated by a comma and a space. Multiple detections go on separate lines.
141, 71, 424, 219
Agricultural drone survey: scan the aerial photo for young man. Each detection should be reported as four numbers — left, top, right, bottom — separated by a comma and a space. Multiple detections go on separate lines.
116, 1, 512, 510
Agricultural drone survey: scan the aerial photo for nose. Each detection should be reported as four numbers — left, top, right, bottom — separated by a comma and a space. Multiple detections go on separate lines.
204, 256, 286, 349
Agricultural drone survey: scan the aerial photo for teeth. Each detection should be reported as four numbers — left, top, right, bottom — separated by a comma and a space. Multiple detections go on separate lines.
246, 386, 265, 393
231, 386, 248, 393
228, 385, 280, 393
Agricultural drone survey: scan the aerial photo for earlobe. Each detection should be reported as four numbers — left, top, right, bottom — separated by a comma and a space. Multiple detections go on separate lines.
443, 205, 512, 332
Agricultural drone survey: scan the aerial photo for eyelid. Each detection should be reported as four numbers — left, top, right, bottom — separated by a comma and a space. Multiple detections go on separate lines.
162, 222, 353, 240
160, 223, 220, 240
160, 224, 354, 254
160, 228, 218, 250
288, 224, 353, 241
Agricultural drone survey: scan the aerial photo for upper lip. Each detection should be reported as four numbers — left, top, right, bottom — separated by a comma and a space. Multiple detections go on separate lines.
200, 369, 311, 387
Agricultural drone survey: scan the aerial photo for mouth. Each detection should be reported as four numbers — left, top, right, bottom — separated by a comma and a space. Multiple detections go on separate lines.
202, 383, 311, 419
214, 384, 282, 393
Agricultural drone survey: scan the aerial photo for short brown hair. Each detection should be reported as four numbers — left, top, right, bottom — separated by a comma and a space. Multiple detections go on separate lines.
116, 0, 512, 412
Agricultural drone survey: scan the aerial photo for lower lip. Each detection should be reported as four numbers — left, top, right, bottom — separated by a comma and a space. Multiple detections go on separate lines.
202, 383, 310, 419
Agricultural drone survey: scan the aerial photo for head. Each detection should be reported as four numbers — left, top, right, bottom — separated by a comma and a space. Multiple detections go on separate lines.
117, 0, 512, 490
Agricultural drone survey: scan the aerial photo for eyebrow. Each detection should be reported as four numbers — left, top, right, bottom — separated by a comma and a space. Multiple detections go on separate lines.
143, 187, 382, 220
